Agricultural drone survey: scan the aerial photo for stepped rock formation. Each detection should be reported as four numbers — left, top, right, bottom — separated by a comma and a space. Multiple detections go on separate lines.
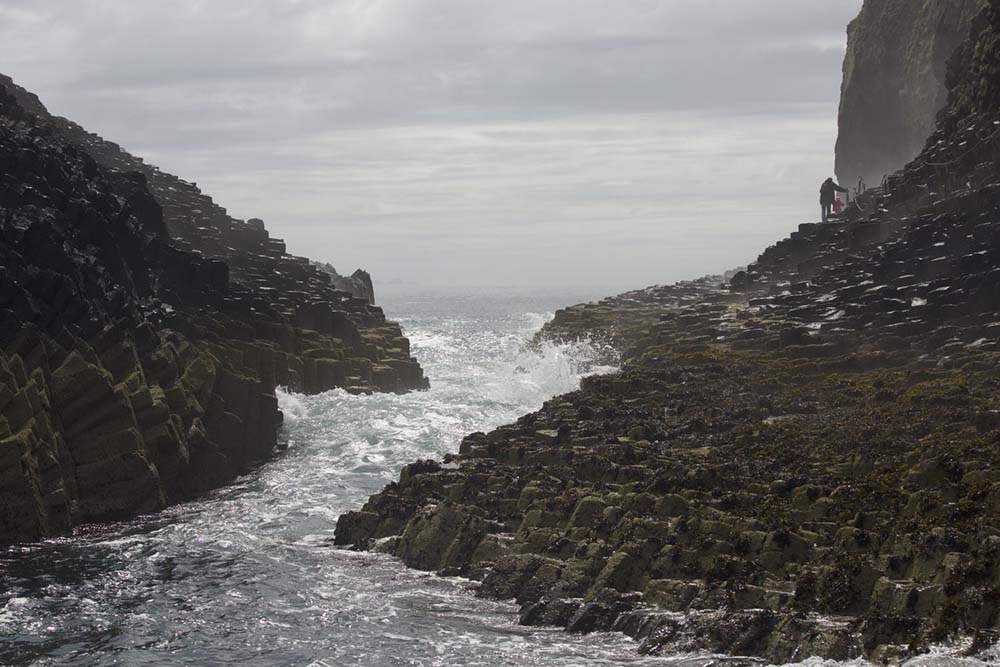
0, 74, 378, 306
339, 2, 1000, 662
313, 262, 377, 305
0, 75, 426, 542
836, 0, 985, 191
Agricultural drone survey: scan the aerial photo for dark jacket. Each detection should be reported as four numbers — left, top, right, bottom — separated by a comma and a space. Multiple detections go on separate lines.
820, 179, 848, 205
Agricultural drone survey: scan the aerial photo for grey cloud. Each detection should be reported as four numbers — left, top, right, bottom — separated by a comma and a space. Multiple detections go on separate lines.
0, 0, 863, 290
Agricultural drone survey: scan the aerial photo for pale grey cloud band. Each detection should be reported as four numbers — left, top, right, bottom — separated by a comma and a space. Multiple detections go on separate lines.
0, 0, 863, 291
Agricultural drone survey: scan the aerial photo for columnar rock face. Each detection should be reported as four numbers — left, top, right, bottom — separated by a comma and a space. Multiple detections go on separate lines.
0, 74, 426, 542
340, 3, 1000, 662
313, 262, 377, 304
836, 0, 985, 191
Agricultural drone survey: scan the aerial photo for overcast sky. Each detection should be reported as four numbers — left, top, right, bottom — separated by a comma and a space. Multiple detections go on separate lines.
0, 0, 863, 293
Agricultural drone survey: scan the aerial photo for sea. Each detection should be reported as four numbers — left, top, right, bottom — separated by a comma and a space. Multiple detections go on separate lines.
0, 287, 993, 667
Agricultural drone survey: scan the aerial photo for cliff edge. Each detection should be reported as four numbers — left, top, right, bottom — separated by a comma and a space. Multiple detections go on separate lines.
836, 0, 985, 191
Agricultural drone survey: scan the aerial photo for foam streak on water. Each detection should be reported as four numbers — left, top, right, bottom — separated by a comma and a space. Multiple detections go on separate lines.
0, 291, 992, 666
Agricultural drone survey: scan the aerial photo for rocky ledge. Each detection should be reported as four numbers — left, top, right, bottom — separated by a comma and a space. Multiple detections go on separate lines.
336, 3, 1000, 663
0, 75, 426, 542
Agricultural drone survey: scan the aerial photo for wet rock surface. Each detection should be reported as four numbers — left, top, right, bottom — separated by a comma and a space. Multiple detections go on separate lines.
0, 75, 426, 542
340, 5, 1000, 662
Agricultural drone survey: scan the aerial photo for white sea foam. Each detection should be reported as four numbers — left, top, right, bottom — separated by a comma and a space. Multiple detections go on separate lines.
276, 387, 309, 426
484, 336, 612, 407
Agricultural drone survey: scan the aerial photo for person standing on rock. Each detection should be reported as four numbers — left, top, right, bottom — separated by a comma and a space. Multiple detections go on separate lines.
820, 177, 849, 223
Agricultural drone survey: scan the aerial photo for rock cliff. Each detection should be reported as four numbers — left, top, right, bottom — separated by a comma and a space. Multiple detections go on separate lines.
0, 75, 426, 542
836, 0, 985, 191
313, 262, 377, 304
339, 2, 1000, 662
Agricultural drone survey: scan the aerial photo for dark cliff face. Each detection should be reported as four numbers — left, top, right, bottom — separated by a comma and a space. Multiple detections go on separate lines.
313, 261, 377, 304
835, 0, 985, 191
0, 74, 427, 542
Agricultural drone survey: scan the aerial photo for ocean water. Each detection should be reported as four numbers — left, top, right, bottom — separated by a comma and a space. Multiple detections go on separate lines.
0, 289, 993, 667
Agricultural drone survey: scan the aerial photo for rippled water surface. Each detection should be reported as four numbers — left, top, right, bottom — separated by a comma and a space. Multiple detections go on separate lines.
0, 288, 994, 667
